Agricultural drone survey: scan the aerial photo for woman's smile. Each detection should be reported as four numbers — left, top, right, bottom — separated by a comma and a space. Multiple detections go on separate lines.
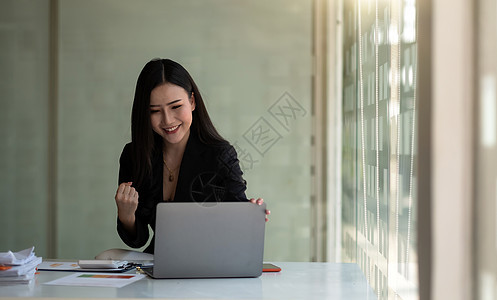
164, 124, 181, 134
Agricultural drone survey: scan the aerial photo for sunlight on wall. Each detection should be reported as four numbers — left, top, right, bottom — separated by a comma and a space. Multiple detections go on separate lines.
341, 0, 418, 298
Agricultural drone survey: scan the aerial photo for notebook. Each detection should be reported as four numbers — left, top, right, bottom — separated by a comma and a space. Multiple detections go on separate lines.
143, 202, 266, 279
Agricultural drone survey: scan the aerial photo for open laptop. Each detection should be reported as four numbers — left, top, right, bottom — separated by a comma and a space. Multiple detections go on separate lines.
143, 202, 266, 279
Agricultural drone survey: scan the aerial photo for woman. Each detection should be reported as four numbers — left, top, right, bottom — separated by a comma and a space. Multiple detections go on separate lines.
115, 58, 269, 254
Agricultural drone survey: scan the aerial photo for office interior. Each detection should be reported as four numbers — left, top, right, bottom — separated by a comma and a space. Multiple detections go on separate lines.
0, 0, 495, 299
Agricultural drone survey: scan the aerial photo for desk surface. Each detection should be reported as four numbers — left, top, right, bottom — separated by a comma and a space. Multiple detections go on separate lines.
0, 262, 376, 299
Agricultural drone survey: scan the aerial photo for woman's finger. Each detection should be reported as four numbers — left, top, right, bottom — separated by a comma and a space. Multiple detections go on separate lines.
116, 183, 127, 196
249, 198, 264, 205
131, 188, 139, 200
123, 184, 136, 197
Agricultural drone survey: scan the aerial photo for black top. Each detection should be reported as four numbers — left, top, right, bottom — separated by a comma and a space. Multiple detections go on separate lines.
116, 134, 248, 253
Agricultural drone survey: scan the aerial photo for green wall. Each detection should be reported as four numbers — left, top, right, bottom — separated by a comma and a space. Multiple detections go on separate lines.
0, 0, 312, 261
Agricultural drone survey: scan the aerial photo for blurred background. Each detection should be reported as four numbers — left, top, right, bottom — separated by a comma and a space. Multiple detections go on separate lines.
1, 0, 496, 299
0, 0, 313, 262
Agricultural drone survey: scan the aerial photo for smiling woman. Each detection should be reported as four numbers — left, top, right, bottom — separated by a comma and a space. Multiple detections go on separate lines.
114, 58, 269, 253
149, 83, 195, 150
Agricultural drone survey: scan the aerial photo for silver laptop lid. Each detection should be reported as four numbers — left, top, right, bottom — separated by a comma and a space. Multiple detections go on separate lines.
153, 202, 266, 278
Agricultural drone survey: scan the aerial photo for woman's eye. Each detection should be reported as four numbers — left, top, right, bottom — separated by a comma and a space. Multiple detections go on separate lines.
172, 105, 182, 109
150, 110, 159, 114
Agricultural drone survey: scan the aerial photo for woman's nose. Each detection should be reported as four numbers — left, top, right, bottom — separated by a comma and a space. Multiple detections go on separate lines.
162, 110, 172, 125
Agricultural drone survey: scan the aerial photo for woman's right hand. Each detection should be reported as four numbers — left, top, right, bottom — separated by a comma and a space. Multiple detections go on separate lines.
115, 182, 139, 226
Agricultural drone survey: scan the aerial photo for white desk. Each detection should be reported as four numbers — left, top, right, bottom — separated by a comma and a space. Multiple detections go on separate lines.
0, 262, 376, 299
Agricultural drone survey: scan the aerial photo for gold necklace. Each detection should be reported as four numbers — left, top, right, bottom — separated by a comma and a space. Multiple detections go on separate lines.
163, 158, 176, 182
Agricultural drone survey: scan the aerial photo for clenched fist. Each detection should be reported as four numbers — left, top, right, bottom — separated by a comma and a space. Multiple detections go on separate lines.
115, 182, 139, 231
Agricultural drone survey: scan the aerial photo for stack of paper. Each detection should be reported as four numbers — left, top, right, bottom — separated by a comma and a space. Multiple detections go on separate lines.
0, 247, 42, 285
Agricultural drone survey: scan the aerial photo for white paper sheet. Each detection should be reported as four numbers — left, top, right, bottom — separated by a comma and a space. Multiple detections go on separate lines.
0, 247, 36, 265
37, 261, 132, 272
37, 261, 80, 271
0, 257, 42, 277
43, 272, 145, 288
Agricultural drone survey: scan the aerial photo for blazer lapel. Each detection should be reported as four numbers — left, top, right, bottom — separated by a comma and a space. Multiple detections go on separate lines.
174, 134, 207, 202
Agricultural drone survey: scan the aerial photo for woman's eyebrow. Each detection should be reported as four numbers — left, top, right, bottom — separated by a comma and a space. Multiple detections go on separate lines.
150, 99, 182, 107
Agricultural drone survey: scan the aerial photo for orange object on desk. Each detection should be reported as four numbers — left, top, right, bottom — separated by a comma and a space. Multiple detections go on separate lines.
262, 263, 281, 272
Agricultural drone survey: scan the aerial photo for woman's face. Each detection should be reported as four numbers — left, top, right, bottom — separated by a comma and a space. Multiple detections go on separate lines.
149, 82, 195, 148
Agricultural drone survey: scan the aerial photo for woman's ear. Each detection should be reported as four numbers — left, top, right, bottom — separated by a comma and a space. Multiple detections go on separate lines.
191, 92, 196, 111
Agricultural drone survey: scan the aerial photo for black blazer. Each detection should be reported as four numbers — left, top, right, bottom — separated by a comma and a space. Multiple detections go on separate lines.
116, 134, 248, 253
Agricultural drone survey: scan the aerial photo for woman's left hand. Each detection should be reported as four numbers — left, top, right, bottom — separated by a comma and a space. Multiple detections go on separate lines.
249, 198, 270, 222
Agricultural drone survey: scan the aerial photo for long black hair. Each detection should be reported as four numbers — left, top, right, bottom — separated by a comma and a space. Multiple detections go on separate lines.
130, 58, 226, 187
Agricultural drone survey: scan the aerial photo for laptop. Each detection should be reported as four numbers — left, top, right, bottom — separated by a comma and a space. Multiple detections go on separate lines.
143, 202, 266, 279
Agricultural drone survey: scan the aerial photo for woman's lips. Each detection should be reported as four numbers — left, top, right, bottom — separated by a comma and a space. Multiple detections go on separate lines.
164, 125, 180, 134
